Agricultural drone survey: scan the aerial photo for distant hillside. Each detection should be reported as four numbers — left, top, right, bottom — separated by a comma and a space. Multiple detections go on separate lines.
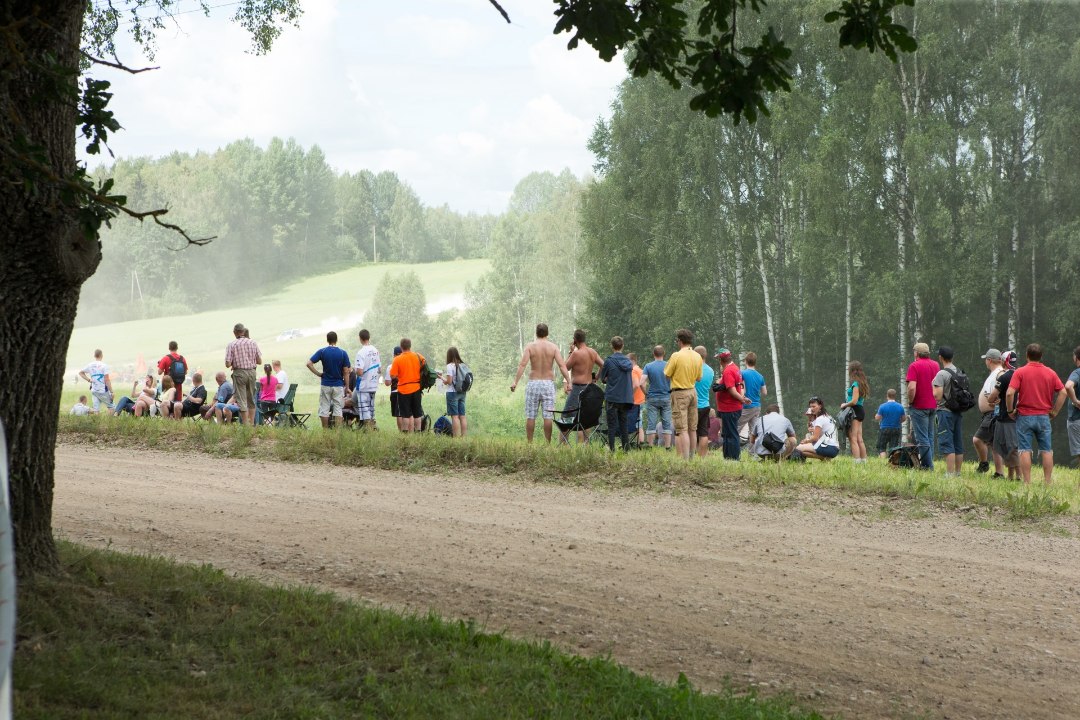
66, 259, 489, 381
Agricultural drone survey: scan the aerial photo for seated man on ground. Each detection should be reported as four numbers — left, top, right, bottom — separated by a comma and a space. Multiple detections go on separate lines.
749, 403, 797, 460
70, 395, 93, 416
170, 372, 208, 419
794, 396, 840, 460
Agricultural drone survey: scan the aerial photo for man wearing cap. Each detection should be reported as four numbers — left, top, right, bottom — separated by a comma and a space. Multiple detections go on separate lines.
932, 346, 965, 476
713, 347, 746, 460
972, 348, 1005, 475
663, 328, 703, 460
225, 323, 262, 426
1006, 343, 1066, 485
1064, 346, 1080, 467
905, 342, 939, 469
987, 351, 1020, 480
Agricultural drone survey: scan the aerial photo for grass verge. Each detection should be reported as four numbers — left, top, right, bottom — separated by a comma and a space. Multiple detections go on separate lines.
16, 542, 826, 720
58, 414, 1080, 521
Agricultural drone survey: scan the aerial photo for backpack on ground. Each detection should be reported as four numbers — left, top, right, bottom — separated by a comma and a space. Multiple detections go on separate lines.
433, 415, 453, 436
452, 362, 474, 393
943, 367, 976, 413
888, 444, 922, 469
419, 357, 439, 391
168, 355, 187, 385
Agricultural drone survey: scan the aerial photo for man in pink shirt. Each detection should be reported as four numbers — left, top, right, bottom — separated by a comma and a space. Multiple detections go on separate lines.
905, 342, 940, 469
1005, 343, 1066, 485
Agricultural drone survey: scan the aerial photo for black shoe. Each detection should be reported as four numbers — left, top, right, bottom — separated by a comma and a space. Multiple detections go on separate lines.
991, 472, 1005, 479
976, 461, 990, 474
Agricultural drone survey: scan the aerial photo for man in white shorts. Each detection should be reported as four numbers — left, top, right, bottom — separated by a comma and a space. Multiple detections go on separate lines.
352, 328, 381, 430
510, 323, 572, 443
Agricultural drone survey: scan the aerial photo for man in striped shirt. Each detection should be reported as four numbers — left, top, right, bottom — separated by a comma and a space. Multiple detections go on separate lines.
225, 323, 262, 426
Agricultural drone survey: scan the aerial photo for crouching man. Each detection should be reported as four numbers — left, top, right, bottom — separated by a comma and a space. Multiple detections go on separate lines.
749, 403, 797, 461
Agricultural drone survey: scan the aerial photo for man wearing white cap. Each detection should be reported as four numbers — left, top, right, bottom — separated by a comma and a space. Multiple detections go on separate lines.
972, 348, 1005, 475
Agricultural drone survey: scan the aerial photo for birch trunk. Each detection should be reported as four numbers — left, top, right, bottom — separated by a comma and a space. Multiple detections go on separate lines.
755, 227, 784, 415
1008, 218, 1019, 349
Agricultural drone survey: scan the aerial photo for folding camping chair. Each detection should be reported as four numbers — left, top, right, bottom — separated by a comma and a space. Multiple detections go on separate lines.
553, 383, 604, 445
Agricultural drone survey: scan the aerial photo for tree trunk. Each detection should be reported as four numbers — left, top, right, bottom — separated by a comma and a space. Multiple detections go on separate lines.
754, 227, 784, 415
1, 0, 97, 576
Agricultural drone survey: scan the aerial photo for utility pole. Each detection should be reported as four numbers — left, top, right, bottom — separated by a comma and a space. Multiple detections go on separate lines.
372, 223, 377, 264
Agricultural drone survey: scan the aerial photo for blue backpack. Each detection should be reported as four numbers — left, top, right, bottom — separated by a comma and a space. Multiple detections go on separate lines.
433, 415, 453, 436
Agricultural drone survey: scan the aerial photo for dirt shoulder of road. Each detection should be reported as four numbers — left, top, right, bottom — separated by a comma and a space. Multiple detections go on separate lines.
54, 442, 1080, 719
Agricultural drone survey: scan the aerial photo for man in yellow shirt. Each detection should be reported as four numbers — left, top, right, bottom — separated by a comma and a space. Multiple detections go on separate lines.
664, 328, 703, 459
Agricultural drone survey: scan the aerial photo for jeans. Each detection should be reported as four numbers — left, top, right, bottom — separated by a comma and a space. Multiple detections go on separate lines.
936, 410, 963, 456
1016, 414, 1052, 453
645, 395, 673, 436
720, 410, 741, 460
606, 402, 631, 451
910, 408, 936, 469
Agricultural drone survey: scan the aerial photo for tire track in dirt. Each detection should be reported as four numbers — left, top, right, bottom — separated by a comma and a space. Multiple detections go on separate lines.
53, 444, 1080, 719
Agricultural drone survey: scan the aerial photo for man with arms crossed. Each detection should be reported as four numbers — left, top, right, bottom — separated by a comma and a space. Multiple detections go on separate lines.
905, 342, 938, 469
511, 323, 572, 443
1066, 346, 1080, 467
664, 328, 703, 460
563, 329, 603, 442
714, 347, 747, 460
1006, 343, 1066, 485
389, 339, 425, 432
307, 331, 351, 429
225, 323, 262, 426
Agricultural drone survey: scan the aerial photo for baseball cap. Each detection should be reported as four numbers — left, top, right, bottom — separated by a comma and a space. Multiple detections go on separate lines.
713, 347, 732, 359
1000, 350, 1016, 368
937, 346, 954, 360
913, 342, 930, 355
981, 348, 1002, 361
393, 346, 402, 356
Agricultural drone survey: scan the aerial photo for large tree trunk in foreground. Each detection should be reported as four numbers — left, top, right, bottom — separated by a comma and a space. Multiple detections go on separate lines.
1, 1, 98, 576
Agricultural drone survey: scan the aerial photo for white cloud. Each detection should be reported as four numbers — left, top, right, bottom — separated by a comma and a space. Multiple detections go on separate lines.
84, 0, 623, 213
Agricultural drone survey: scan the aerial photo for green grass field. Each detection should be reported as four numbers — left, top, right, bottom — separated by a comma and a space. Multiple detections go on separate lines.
66, 259, 490, 416
16, 542, 826, 720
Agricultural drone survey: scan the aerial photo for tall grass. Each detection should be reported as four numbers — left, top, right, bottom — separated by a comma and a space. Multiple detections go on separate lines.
58, 413, 1080, 519
16, 542, 827, 719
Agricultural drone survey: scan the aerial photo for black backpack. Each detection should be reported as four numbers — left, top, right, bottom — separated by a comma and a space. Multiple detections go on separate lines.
168, 355, 187, 385
453, 363, 474, 393
943, 367, 976, 413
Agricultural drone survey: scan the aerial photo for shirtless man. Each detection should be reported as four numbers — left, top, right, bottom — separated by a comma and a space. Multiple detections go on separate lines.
563, 329, 604, 442
510, 323, 572, 443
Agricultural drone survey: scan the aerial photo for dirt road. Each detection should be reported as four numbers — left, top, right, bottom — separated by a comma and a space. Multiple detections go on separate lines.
53, 444, 1080, 719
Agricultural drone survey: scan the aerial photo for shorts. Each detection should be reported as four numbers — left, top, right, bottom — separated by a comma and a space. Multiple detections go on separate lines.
973, 412, 996, 443
993, 421, 1019, 468
627, 404, 641, 433
851, 404, 865, 423
91, 390, 114, 412
696, 407, 711, 439
318, 386, 345, 418
389, 391, 400, 418
876, 427, 902, 453
1068, 419, 1080, 457
399, 390, 424, 418
566, 383, 589, 411
738, 406, 760, 433
1016, 414, 1052, 454
814, 444, 840, 458
524, 380, 555, 420
354, 391, 376, 421
231, 368, 257, 412
936, 410, 964, 455
446, 391, 466, 416
671, 388, 696, 435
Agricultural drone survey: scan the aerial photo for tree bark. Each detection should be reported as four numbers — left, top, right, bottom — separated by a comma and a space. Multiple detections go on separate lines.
1, 1, 98, 576
754, 226, 784, 415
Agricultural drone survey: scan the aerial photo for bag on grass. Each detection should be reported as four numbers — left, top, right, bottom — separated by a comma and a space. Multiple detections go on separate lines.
888, 444, 922, 468
433, 415, 453, 436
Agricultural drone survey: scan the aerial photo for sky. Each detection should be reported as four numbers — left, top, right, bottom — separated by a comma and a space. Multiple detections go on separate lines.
89, 0, 627, 214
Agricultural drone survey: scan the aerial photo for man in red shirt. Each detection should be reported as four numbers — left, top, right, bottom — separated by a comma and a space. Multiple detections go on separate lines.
1006, 343, 1066, 485
157, 341, 187, 399
713, 347, 746, 460
905, 342, 939, 469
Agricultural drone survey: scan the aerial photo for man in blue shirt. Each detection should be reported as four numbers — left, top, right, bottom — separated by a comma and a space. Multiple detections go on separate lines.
598, 336, 634, 451
694, 346, 716, 457
640, 345, 673, 448
738, 351, 768, 446
874, 388, 907, 457
307, 331, 351, 428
